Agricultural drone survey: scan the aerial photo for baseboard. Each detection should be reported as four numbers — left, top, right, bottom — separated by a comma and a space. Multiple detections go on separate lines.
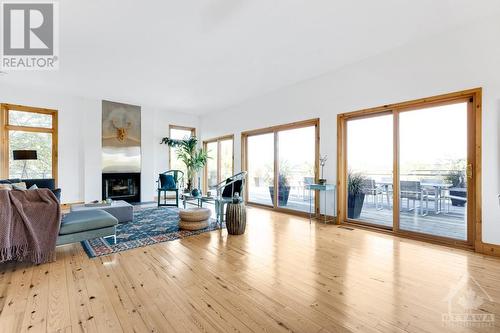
476, 241, 500, 257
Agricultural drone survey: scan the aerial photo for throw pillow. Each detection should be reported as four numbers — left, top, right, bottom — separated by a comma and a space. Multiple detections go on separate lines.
160, 174, 176, 189
29, 184, 39, 190
11, 182, 27, 190
222, 178, 243, 198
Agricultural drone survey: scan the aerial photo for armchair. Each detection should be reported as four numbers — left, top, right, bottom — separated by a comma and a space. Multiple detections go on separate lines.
157, 170, 184, 207
214, 171, 247, 223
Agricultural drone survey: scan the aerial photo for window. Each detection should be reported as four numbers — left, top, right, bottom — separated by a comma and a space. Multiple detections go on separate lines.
242, 119, 319, 213
1, 104, 58, 182
203, 135, 234, 193
169, 125, 195, 182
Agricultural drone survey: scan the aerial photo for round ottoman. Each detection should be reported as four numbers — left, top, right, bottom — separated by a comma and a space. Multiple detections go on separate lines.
179, 207, 211, 230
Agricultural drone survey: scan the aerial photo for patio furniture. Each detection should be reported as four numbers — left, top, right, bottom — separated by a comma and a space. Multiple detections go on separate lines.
70, 200, 133, 223
226, 202, 246, 235
305, 183, 336, 224
379, 177, 394, 209
57, 210, 118, 246
179, 207, 211, 230
157, 170, 184, 207
362, 179, 383, 210
421, 179, 452, 214
400, 181, 428, 216
215, 171, 247, 224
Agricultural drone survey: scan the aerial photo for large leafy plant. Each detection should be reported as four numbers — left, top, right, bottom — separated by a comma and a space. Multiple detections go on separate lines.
160, 136, 209, 191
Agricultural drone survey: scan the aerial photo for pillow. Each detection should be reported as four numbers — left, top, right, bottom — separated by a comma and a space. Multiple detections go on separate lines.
159, 174, 177, 189
29, 184, 38, 190
222, 179, 243, 198
0, 184, 12, 190
11, 182, 27, 190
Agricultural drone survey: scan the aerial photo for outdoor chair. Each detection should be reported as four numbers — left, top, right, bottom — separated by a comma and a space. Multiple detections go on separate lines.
421, 178, 446, 214
400, 180, 428, 216
362, 179, 383, 210
215, 171, 247, 223
157, 170, 184, 207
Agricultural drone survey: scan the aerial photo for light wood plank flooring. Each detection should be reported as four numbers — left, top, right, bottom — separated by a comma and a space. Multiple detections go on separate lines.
1, 207, 499, 332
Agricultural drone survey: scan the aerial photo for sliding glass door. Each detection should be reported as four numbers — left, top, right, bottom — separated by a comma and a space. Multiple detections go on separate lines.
346, 114, 393, 228
203, 135, 234, 193
339, 90, 480, 247
244, 119, 319, 213
399, 102, 468, 240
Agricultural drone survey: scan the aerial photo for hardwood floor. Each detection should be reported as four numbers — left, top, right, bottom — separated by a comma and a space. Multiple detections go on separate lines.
1, 207, 500, 332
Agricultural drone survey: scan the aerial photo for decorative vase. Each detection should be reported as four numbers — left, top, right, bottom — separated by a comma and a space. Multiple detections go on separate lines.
191, 188, 200, 197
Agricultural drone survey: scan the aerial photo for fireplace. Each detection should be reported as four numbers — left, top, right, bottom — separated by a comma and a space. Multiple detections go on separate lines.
102, 173, 140, 203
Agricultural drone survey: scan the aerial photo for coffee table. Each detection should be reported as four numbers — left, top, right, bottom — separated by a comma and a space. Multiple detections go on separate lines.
181, 193, 215, 209
70, 200, 134, 223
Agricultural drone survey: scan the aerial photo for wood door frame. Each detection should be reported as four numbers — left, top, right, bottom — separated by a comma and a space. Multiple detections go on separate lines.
202, 134, 235, 193
241, 118, 320, 217
1, 103, 58, 185
337, 88, 482, 250
168, 124, 196, 170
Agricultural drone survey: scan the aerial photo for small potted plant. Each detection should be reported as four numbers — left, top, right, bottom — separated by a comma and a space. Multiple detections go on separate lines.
445, 167, 467, 207
347, 171, 366, 219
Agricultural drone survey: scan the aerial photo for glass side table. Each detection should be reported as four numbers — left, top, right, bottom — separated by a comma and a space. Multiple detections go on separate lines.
305, 184, 337, 224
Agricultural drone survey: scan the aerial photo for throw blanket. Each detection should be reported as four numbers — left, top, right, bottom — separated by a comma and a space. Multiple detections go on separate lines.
0, 189, 61, 264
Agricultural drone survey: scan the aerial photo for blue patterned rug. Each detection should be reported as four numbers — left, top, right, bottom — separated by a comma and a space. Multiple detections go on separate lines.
81, 207, 221, 258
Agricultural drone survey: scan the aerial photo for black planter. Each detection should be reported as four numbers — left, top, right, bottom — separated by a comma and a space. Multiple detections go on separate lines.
347, 193, 365, 219
450, 188, 467, 206
269, 186, 291, 206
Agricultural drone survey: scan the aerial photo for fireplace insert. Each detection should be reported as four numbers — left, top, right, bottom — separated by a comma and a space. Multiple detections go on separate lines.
102, 173, 140, 203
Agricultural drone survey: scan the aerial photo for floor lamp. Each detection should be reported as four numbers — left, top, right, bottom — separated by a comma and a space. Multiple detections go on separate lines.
13, 150, 37, 179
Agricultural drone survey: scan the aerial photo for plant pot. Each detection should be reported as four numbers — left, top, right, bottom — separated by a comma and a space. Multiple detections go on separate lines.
347, 193, 365, 219
269, 186, 291, 206
450, 188, 467, 207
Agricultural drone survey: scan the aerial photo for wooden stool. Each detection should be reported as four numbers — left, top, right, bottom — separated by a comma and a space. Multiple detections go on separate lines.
226, 202, 246, 235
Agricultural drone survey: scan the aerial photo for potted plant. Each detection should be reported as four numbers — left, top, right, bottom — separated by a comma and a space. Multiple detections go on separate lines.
269, 174, 291, 206
445, 167, 467, 207
348, 171, 366, 219
160, 136, 209, 194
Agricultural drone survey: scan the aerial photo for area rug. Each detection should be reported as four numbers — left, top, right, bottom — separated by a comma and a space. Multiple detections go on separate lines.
81, 207, 221, 258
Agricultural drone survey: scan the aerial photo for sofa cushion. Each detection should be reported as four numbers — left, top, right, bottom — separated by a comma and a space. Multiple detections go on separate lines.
59, 210, 118, 235
23, 178, 55, 190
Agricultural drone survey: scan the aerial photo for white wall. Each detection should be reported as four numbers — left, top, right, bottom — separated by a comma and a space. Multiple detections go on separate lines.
0, 83, 199, 203
200, 18, 500, 245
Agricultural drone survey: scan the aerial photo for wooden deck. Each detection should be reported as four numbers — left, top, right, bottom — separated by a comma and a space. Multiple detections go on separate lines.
357, 197, 467, 240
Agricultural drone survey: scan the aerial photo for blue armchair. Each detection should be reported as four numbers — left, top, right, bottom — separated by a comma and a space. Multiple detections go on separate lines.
157, 170, 184, 207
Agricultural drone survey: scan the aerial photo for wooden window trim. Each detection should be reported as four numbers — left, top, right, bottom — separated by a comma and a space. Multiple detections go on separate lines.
336, 88, 482, 252
1, 103, 58, 186
202, 134, 235, 193
241, 118, 320, 217
168, 124, 196, 170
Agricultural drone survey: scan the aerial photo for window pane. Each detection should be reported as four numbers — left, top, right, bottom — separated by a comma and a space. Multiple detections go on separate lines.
206, 142, 218, 190
9, 131, 52, 179
277, 126, 315, 212
169, 127, 193, 182
399, 102, 467, 240
347, 115, 393, 227
220, 139, 233, 181
248, 133, 274, 206
9, 110, 52, 128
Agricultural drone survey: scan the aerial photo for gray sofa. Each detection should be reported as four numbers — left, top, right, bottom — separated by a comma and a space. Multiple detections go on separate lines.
0, 178, 61, 201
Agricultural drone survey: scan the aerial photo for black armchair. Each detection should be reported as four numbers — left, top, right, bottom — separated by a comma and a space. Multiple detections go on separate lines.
157, 170, 184, 207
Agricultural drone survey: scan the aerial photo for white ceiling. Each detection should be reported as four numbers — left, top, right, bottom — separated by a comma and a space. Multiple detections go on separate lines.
2, 0, 500, 114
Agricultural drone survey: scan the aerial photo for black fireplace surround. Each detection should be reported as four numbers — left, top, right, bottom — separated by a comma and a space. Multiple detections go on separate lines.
102, 173, 140, 203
